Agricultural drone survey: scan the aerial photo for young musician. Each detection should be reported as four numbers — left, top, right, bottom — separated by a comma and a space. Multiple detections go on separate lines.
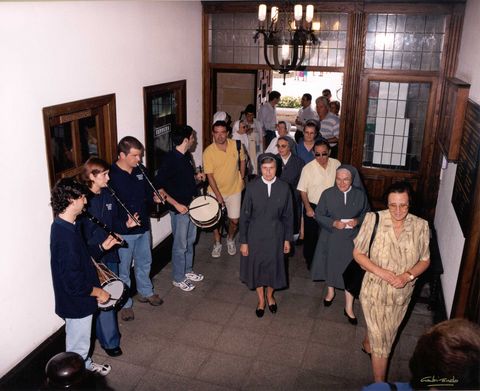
50, 178, 118, 375
79, 157, 137, 357
155, 126, 206, 292
108, 136, 163, 321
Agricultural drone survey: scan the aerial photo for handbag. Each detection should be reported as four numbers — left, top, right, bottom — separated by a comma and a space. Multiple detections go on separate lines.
343, 211, 379, 298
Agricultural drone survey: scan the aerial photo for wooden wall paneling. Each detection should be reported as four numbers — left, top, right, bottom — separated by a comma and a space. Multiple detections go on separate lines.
202, 9, 212, 149
423, 6, 465, 221
451, 102, 480, 318
438, 78, 470, 161
466, 244, 480, 323
339, 5, 365, 163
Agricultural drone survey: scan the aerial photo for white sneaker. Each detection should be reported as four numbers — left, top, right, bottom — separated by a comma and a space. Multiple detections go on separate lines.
211, 242, 222, 258
227, 239, 236, 255
185, 271, 204, 282
89, 362, 111, 376
172, 279, 195, 291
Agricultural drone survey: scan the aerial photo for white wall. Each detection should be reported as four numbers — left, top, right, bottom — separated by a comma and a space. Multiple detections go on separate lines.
434, 0, 480, 318
0, 1, 202, 377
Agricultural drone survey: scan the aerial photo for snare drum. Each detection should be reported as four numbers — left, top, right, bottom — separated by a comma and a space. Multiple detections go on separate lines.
188, 195, 221, 228
92, 261, 128, 311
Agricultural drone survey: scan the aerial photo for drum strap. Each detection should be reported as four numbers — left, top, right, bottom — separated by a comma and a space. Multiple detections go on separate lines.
91, 258, 110, 281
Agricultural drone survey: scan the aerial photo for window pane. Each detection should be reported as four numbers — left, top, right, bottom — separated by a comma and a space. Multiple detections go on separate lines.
78, 116, 99, 163
51, 123, 75, 174
209, 12, 348, 67
363, 80, 431, 171
364, 13, 446, 71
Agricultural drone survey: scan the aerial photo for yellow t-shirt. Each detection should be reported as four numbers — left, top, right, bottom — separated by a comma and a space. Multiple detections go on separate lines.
203, 138, 245, 196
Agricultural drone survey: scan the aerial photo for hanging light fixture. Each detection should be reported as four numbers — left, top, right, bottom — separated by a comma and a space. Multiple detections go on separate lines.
254, 3, 319, 85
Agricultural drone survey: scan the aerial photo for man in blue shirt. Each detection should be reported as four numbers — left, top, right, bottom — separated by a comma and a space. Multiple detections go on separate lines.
50, 178, 117, 376
108, 136, 163, 322
155, 126, 206, 292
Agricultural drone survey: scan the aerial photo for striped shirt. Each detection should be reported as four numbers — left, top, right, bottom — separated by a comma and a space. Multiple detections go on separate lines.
320, 112, 340, 146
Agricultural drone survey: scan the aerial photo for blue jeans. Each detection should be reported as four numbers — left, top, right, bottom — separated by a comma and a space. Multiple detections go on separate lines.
117, 231, 154, 308
170, 211, 197, 283
96, 262, 120, 349
65, 315, 93, 370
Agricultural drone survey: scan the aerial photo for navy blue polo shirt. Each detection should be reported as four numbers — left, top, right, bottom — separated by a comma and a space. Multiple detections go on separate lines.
50, 217, 99, 319
108, 162, 153, 234
155, 149, 198, 212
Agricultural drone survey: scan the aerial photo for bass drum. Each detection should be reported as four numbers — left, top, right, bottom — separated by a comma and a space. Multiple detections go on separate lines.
188, 195, 221, 228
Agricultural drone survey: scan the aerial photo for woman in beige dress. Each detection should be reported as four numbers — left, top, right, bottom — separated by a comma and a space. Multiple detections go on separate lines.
353, 181, 430, 382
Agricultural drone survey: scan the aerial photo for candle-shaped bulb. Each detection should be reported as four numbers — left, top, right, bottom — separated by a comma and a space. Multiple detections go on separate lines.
306, 5, 314, 23
271, 6, 279, 23
294, 5, 302, 21
258, 4, 267, 22
281, 44, 290, 61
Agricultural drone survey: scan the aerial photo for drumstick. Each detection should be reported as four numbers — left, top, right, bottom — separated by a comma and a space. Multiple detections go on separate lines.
188, 202, 210, 211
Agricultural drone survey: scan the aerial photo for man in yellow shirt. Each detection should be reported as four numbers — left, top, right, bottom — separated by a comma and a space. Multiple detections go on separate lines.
203, 120, 246, 257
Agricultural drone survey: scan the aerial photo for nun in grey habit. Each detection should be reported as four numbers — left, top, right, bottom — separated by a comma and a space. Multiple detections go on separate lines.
311, 165, 370, 324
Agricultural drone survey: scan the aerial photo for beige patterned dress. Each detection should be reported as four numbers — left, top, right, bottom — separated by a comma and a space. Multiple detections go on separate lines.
354, 210, 430, 357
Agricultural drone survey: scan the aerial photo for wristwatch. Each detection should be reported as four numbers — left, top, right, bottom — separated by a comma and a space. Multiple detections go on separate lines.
406, 271, 415, 281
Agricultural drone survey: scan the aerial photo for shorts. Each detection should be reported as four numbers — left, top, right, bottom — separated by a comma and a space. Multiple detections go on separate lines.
211, 191, 241, 220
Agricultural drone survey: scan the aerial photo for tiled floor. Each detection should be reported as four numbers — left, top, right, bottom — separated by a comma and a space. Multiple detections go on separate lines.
92, 231, 434, 390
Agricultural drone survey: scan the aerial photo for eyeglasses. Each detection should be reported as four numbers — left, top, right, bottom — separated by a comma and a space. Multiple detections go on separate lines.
314, 152, 329, 157
388, 203, 409, 211
276, 144, 288, 148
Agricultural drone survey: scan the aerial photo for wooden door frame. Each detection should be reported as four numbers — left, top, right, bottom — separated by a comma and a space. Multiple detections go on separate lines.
352, 74, 438, 213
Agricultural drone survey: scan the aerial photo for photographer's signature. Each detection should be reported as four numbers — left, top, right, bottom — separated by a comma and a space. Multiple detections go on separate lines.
421, 375, 459, 387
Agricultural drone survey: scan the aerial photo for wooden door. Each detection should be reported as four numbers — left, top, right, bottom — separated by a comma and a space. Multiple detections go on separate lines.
352, 74, 438, 217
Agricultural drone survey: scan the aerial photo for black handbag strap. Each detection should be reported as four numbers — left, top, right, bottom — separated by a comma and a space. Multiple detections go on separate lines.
387, 382, 398, 391
368, 212, 379, 257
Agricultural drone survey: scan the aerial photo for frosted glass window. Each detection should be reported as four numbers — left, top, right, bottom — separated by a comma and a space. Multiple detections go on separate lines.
364, 81, 431, 171
209, 12, 348, 67
365, 14, 446, 71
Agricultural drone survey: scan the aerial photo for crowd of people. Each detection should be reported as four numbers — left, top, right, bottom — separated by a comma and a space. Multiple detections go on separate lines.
48, 89, 479, 388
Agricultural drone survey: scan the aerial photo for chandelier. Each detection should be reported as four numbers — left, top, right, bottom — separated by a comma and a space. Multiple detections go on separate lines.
254, 3, 319, 85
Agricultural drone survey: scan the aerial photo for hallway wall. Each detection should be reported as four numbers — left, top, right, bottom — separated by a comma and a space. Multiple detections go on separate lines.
434, 0, 480, 317
0, 1, 202, 377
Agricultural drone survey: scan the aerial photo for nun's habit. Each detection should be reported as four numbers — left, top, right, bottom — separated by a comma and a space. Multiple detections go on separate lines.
311, 165, 370, 288
240, 154, 294, 289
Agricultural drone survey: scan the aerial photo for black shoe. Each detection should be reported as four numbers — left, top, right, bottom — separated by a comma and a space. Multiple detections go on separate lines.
104, 347, 123, 357
344, 309, 358, 325
323, 294, 335, 307
256, 306, 265, 318
268, 302, 277, 314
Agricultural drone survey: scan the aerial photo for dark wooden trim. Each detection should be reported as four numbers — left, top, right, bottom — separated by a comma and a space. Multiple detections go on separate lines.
423, 6, 465, 222
42, 94, 117, 188
340, 7, 365, 163
452, 157, 480, 319
202, 9, 212, 152
0, 326, 65, 390
0, 235, 173, 389
202, 1, 358, 14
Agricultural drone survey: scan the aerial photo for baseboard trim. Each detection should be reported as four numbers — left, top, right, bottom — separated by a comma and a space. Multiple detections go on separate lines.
0, 326, 65, 390
0, 234, 173, 390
